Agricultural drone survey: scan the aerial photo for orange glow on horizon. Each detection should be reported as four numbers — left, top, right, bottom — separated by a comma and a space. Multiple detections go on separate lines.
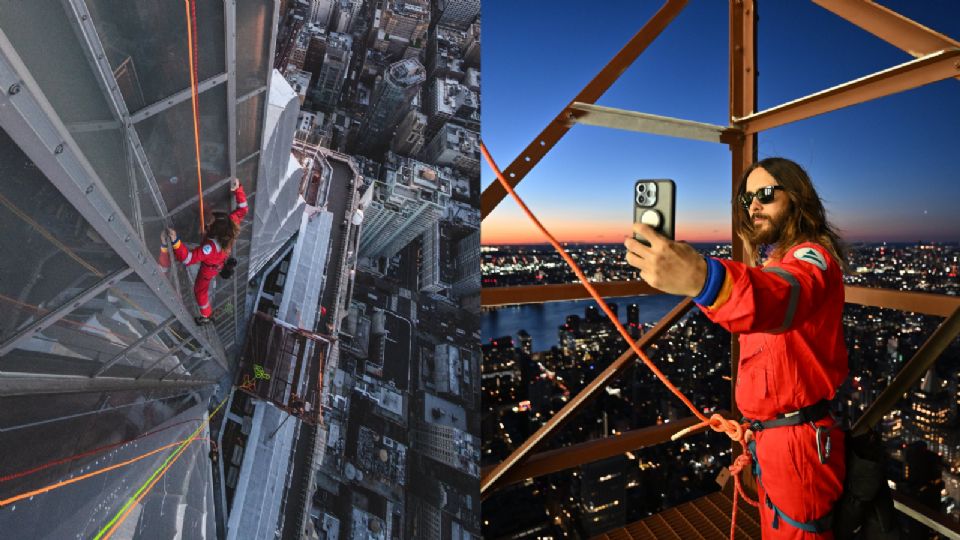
482, 218, 732, 245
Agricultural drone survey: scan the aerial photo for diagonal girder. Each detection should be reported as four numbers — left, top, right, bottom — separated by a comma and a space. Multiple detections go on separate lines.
481, 297, 694, 496
852, 306, 960, 437
735, 49, 960, 134
480, 0, 689, 219
813, 0, 960, 83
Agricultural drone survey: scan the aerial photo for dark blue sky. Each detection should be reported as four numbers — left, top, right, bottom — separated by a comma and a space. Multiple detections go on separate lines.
481, 1, 960, 244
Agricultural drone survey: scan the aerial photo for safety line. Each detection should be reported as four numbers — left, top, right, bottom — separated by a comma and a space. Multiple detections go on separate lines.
480, 141, 757, 540
0, 417, 202, 483
0, 439, 188, 507
184, 0, 205, 233
94, 395, 228, 540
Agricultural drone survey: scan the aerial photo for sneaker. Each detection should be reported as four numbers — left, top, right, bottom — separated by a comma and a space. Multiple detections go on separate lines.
194, 316, 212, 326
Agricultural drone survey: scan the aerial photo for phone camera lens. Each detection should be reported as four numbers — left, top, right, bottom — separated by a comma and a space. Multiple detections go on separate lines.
638, 195, 645, 203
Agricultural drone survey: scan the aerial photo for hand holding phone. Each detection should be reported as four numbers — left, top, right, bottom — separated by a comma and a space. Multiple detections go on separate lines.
633, 179, 675, 246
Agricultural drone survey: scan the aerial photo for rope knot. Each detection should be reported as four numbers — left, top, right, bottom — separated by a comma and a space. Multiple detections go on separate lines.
729, 451, 752, 476
707, 414, 744, 441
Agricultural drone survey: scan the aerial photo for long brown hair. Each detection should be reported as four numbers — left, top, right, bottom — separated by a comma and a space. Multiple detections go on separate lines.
206, 212, 240, 253
734, 157, 848, 272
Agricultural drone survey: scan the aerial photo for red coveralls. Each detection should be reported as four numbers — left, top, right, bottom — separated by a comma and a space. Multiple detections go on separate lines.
172, 185, 247, 317
694, 242, 848, 539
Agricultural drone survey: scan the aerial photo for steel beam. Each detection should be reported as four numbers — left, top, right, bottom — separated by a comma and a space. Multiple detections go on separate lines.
813, 0, 960, 82
851, 306, 960, 437
730, 0, 757, 438
91, 315, 178, 377
0, 375, 213, 397
66, 120, 122, 133
481, 281, 960, 316
61, 0, 173, 225
225, 0, 237, 177
137, 338, 196, 380
845, 285, 960, 317
481, 281, 662, 307
567, 102, 737, 143
481, 297, 694, 496
238, 85, 268, 103
892, 490, 960, 539
736, 49, 960, 134
479, 0, 688, 219
483, 412, 729, 491
0, 268, 134, 357
0, 28, 227, 368
128, 72, 229, 124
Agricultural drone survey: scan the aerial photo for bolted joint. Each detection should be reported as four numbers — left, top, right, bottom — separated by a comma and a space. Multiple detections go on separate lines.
8, 83, 20, 95
54, 143, 64, 155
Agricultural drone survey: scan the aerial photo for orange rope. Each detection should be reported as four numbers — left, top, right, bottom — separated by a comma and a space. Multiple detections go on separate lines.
184, 0, 205, 233
0, 439, 188, 507
480, 141, 757, 539
99, 435, 205, 540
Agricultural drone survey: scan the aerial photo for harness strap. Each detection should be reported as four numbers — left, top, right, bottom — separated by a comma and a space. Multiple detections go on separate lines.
743, 398, 830, 431
747, 439, 834, 534
767, 497, 834, 533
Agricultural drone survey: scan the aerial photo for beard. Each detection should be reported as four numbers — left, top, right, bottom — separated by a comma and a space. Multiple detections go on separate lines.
746, 210, 788, 246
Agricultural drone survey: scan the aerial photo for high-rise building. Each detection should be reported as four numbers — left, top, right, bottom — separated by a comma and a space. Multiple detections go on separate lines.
314, 32, 353, 110
424, 76, 479, 140
518, 329, 533, 355
462, 21, 480, 68
0, 2, 277, 537
904, 368, 956, 465
627, 304, 640, 327
426, 24, 466, 82
576, 456, 628, 536
373, 0, 431, 58
358, 152, 447, 260
250, 71, 307, 278
451, 230, 480, 303
434, 0, 480, 30
413, 422, 480, 477
310, 0, 336, 26
303, 31, 328, 83
420, 221, 449, 294
421, 122, 479, 175
391, 109, 428, 156
356, 58, 426, 156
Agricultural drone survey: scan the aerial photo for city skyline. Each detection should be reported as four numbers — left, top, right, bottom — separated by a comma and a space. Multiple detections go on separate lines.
481, 1, 960, 245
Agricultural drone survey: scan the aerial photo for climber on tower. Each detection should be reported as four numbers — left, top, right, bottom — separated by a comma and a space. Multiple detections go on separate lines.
164, 177, 247, 325
624, 157, 848, 538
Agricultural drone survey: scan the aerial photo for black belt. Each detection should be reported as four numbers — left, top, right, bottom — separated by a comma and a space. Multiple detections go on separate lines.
743, 398, 831, 432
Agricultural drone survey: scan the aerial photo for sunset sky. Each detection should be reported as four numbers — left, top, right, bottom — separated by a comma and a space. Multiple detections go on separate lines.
481, 1, 960, 245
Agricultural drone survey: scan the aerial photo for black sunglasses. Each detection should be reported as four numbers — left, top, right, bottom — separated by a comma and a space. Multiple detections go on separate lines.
740, 185, 784, 209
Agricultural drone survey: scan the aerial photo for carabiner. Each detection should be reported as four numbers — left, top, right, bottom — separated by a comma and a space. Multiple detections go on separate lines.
811, 422, 831, 464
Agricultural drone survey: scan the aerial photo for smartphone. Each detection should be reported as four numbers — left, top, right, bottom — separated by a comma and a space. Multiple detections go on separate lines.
633, 179, 676, 246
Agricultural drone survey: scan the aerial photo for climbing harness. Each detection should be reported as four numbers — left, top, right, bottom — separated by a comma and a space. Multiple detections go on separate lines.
741, 398, 839, 533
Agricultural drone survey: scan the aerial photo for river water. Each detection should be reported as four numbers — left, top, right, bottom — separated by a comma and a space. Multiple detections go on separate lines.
481, 294, 685, 351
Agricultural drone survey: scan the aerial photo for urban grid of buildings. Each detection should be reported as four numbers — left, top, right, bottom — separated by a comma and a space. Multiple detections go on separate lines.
481, 242, 960, 538
231, 1, 483, 539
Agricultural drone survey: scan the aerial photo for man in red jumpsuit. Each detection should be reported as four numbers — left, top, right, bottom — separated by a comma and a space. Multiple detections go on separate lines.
624, 157, 848, 538
165, 177, 248, 325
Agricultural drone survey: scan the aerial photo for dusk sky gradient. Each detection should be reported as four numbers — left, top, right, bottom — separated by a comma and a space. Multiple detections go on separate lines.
480, 1, 960, 245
